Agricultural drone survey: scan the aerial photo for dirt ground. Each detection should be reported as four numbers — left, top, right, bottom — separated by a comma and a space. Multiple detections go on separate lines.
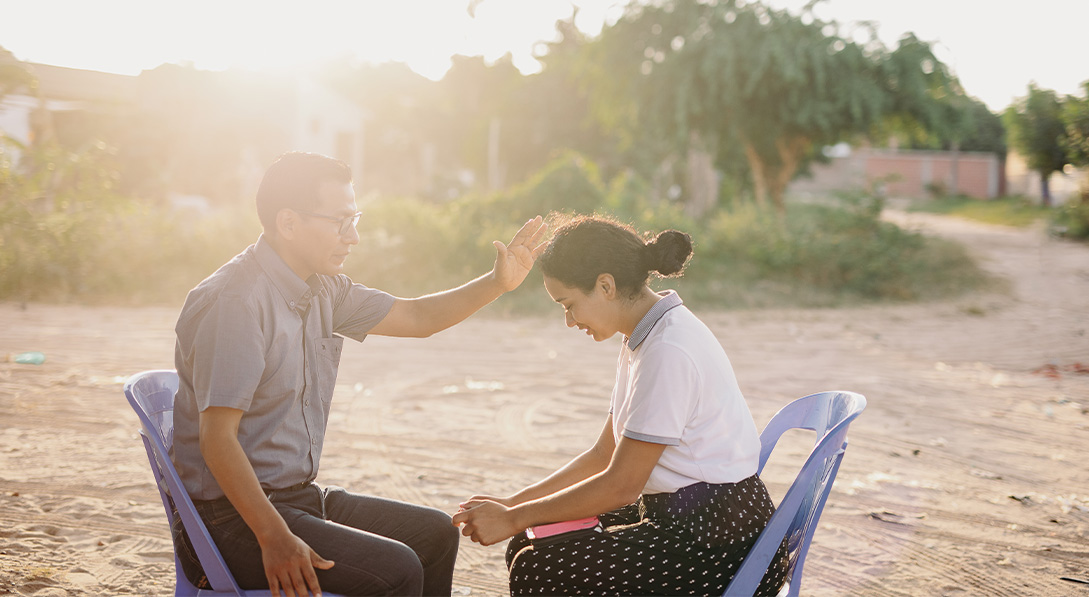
1, 209, 1087, 596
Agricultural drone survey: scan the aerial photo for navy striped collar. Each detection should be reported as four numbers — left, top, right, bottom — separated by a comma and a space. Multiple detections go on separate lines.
625, 290, 683, 350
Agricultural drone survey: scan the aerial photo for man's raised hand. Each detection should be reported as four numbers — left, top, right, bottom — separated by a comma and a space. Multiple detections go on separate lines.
492, 216, 547, 292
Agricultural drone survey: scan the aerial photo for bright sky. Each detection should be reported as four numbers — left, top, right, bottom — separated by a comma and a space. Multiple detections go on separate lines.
1, 0, 1086, 112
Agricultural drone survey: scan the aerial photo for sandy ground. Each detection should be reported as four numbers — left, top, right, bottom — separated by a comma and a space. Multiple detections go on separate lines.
1, 210, 1088, 597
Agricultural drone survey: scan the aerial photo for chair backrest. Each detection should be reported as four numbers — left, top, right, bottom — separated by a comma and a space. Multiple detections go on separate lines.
124, 370, 243, 596
724, 391, 866, 597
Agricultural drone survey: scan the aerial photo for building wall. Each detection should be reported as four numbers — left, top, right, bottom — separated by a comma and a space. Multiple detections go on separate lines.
291, 78, 365, 184
0, 95, 35, 147
0, 62, 368, 205
791, 147, 1003, 199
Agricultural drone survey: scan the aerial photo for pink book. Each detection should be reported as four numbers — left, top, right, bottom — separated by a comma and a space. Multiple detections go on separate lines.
526, 516, 602, 540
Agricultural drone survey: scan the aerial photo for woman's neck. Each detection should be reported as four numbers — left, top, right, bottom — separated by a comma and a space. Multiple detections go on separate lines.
619, 287, 663, 339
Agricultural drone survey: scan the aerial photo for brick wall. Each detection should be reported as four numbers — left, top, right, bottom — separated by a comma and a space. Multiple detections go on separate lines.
791, 148, 1002, 199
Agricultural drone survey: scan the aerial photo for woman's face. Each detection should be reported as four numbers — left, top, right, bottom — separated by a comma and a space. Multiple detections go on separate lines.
543, 275, 619, 341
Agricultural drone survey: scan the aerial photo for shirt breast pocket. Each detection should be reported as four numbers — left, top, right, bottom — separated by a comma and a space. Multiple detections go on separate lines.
315, 336, 344, 402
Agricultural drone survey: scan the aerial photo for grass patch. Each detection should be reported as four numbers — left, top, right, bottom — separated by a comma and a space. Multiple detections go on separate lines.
1, 147, 995, 310
907, 195, 1048, 227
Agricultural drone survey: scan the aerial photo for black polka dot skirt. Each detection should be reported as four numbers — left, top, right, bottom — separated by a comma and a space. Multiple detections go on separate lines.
505, 475, 788, 596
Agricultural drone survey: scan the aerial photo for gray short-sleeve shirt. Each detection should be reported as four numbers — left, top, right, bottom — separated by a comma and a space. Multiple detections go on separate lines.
171, 236, 395, 500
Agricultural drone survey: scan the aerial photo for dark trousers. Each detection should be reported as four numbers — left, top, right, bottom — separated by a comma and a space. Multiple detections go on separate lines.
504, 476, 788, 596
176, 483, 459, 596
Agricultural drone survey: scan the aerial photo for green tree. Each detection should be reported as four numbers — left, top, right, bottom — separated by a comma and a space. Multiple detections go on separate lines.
432, 54, 525, 191
320, 59, 438, 197
511, 13, 618, 184
910, 96, 1006, 155
1062, 81, 1089, 168
954, 99, 1007, 155
1005, 83, 1067, 206
578, 0, 962, 212
905, 95, 1006, 197
0, 138, 130, 300
0, 45, 34, 100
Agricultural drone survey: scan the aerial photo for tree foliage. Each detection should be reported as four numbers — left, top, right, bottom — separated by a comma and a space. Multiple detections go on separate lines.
1062, 81, 1089, 168
576, 0, 965, 211
0, 45, 35, 100
0, 138, 126, 299
910, 96, 1006, 155
320, 59, 439, 197
1004, 83, 1068, 205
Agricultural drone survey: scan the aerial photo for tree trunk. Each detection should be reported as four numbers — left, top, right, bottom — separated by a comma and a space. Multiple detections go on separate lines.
743, 141, 768, 207
743, 136, 809, 212
950, 141, 960, 197
1039, 171, 1052, 207
684, 131, 718, 218
767, 137, 808, 212
487, 117, 502, 190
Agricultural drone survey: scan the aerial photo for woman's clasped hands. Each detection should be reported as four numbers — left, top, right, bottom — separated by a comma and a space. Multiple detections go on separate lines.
452, 495, 523, 547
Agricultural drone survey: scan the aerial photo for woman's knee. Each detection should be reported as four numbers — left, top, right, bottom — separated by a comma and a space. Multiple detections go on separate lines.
505, 532, 531, 569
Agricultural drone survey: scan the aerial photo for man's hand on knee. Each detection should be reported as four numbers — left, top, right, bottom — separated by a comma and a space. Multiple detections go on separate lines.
262, 532, 334, 597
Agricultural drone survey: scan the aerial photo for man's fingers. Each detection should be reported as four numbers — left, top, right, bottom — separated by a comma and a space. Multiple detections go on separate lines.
269, 577, 280, 597
310, 548, 335, 571
277, 573, 297, 597
291, 570, 309, 597
527, 220, 547, 246
511, 216, 543, 245
303, 564, 324, 597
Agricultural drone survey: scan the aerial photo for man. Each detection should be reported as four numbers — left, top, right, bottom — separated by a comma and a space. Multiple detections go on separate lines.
171, 152, 545, 596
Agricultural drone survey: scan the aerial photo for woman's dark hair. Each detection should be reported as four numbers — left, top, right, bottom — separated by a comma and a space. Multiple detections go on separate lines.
255, 152, 353, 233
539, 214, 693, 298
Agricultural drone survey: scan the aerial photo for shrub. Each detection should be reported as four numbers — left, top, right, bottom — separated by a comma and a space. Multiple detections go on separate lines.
0, 139, 258, 304
0, 147, 992, 310
1052, 194, 1089, 240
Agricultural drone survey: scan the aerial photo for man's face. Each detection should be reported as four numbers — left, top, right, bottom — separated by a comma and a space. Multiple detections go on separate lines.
284, 181, 360, 279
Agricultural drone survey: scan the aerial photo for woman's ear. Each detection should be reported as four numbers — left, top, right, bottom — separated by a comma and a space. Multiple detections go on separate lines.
596, 273, 617, 299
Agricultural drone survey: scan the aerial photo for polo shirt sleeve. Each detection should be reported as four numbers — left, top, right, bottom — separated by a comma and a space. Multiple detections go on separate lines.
329, 274, 396, 341
188, 294, 265, 413
620, 343, 700, 446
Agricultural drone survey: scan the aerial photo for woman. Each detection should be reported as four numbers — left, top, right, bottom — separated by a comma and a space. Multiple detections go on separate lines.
452, 215, 788, 596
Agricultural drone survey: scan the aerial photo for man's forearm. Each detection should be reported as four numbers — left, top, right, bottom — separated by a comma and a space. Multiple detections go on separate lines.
371, 217, 545, 338
412, 271, 506, 333
202, 435, 291, 545
372, 271, 507, 338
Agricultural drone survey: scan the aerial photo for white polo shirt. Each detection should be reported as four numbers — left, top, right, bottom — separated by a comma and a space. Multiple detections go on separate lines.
611, 291, 761, 495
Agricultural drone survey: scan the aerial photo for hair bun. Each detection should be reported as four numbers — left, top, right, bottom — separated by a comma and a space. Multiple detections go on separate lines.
645, 230, 693, 276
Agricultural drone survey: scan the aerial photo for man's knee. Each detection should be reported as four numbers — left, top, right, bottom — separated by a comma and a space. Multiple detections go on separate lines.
330, 541, 424, 596
417, 506, 461, 559
436, 511, 460, 546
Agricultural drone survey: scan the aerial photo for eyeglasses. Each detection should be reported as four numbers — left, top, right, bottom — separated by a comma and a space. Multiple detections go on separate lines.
295, 210, 363, 237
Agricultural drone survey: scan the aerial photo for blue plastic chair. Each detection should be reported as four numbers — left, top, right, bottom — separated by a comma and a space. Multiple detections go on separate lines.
124, 369, 342, 596
723, 391, 867, 597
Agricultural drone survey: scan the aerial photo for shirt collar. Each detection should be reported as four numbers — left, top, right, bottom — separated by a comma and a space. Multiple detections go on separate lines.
625, 290, 683, 350
254, 235, 321, 314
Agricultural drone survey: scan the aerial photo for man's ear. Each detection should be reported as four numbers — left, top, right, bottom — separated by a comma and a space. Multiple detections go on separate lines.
275, 208, 298, 241
596, 273, 617, 299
